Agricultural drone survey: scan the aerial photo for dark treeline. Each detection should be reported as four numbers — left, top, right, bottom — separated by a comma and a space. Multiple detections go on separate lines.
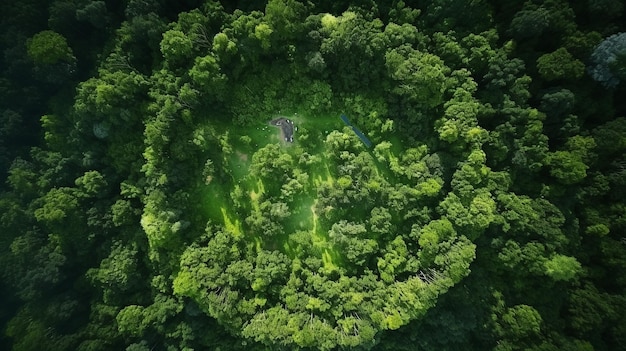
1, 1, 625, 350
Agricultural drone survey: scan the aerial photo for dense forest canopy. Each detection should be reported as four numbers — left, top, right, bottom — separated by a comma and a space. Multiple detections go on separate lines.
1, 0, 626, 350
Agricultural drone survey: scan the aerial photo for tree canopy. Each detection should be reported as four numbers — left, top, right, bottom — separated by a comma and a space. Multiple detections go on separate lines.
0, 1, 625, 350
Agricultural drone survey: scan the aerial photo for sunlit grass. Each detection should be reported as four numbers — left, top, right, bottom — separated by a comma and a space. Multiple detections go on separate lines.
221, 206, 242, 238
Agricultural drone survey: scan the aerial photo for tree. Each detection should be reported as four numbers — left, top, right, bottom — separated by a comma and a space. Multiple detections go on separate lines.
212, 32, 238, 63
588, 32, 626, 88
34, 187, 79, 224
385, 46, 451, 108
115, 13, 167, 71
329, 220, 378, 269
495, 304, 543, 340
540, 89, 575, 119
319, 11, 388, 91
547, 136, 596, 185
264, 0, 306, 40
3, 2, 626, 350
26, 30, 75, 66
593, 117, 626, 154
383, 22, 424, 49
567, 283, 617, 335
306, 51, 326, 72
160, 30, 194, 66
7, 231, 67, 301
26, 30, 76, 83
537, 48, 585, 81
188, 54, 227, 99
547, 150, 588, 184
75, 170, 108, 198
508, 8, 551, 40
544, 254, 582, 282
75, 1, 111, 29
253, 22, 272, 50
87, 241, 142, 304
250, 250, 290, 292
368, 206, 394, 237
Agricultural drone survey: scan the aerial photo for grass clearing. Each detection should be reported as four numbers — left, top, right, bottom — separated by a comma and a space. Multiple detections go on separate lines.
199, 110, 391, 266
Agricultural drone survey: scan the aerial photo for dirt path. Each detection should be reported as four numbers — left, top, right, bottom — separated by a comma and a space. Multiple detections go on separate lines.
269, 117, 295, 143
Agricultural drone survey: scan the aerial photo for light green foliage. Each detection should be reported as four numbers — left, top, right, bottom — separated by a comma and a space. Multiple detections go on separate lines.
264, 0, 305, 38
329, 220, 378, 267
384, 23, 424, 49
432, 31, 466, 68
547, 146, 589, 185
40, 114, 67, 149
160, 29, 194, 64
461, 30, 498, 72
369, 207, 394, 236
321, 13, 338, 31
249, 143, 294, 181
416, 218, 459, 268
418, 218, 455, 250
116, 305, 146, 336
537, 47, 585, 81
26, 30, 75, 65
433, 236, 476, 282
34, 187, 78, 224
140, 189, 181, 250
111, 199, 136, 227
74, 69, 149, 123
385, 46, 451, 108
188, 54, 227, 99
544, 254, 582, 281
585, 223, 610, 236
212, 32, 237, 61
377, 236, 412, 283
496, 304, 543, 340
497, 193, 537, 233
165, 104, 484, 349
254, 23, 273, 50
436, 70, 486, 145
251, 250, 290, 291
75, 170, 108, 197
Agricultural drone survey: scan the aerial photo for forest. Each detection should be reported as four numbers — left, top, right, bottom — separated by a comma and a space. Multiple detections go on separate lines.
1, 0, 625, 350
